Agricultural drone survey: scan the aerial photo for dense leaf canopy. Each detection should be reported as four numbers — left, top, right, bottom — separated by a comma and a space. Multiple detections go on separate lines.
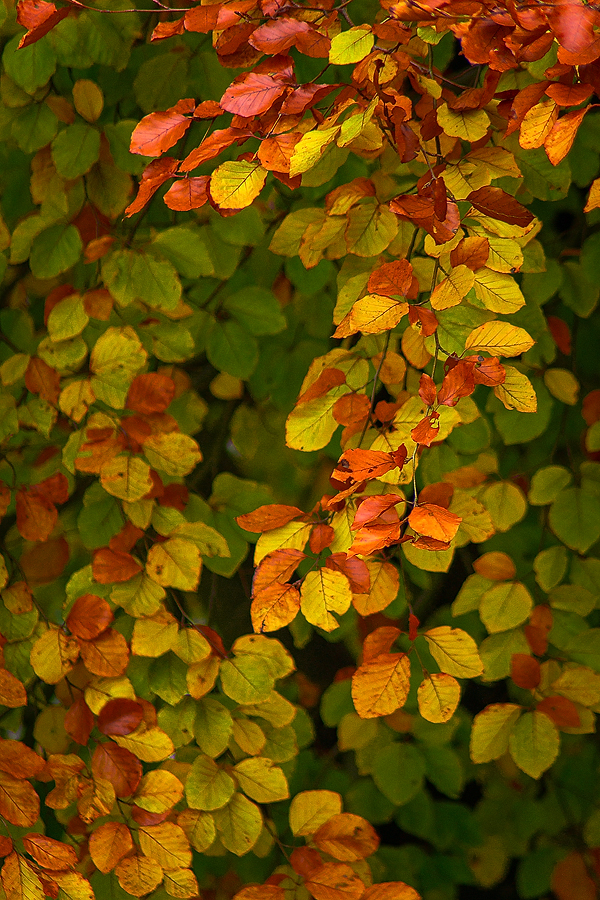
1, 0, 600, 898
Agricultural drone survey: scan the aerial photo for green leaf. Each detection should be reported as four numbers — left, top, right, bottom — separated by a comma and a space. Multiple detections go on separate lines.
152, 227, 214, 279
11, 103, 58, 154
29, 224, 82, 278
186, 754, 235, 811
224, 287, 287, 336
102, 250, 181, 311
149, 653, 188, 705
508, 711, 560, 779
3, 34, 57, 93
206, 320, 259, 379
549, 487, 600, 553
51, 123, 101, 178
194, 697, 233, 758
372, 743, 426, 805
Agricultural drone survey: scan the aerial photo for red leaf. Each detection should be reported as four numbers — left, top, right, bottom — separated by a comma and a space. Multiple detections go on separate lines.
582, 389, 600, 425
37, 473, 68, 504
408, 614, 419, 642
465, 355, 506, 387
468, 186, 534, 227
126, 373, 176, 415
220, 72, 289, 117
130, 99, 194, 157
98, 699, 144, 736
25, 357, 60, 405
17, 0, 69, 48
548, 0, 596, 53
309, 525, 335, 553
552, 851, 596, 900
524, 604, 553, 655
280, 83, 339, 115
408, 305, 438, 336
163, 176, 210, 210
418, 373, 437, 406
510, 653, 541, 689
151, 17, 184, 41
66, 595, 113, 641
389, 193, 460, 244
537, 695, 581, 728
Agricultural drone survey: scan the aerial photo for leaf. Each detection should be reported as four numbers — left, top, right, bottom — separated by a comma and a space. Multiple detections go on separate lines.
97, 699, 144, 736
417, 673, 461, 723
493, 366, 537, 412
313, 813, 378, 861
126, 373, 175, 414
130, 101, 193, 156
212, 793, 263, 856
409, 504, 461, 542
115, 855, 163, 897
552, 852, 597, 900
237, 505, 304, 533
92, 744, 142, 799
146, 538, 201, 590
361, 885, 420, 900
101, 456, 153, 502
0, 670, 27, 708
209, 161, 268, 211
221, 73, 288, 117
1, 852, 43, 900
352, 652, 411, 718
143, 433, 202, 477
549, 487, 600, 553
79, 629, 130, 677
479, 582, 533, 633
233, 757, 289, 803
509, 710, 560, 779
113, 724, 175, 762
329, 26, 374, 64
30, 628, 80, 684
470, 703, 522, 763
0, 772, 40, 826
468, 187, 534, 227
430, 265, 475, 310
138, 822, 191, 870
185, 755, 235, 811
22, 835, 78, 870
66, 594, 113, 640
465, 322, 535, 356
424, 626, 484, 678
300, 568, 352, 632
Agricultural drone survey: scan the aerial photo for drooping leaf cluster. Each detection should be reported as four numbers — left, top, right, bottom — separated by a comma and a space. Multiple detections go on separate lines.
1, 0, 600, 898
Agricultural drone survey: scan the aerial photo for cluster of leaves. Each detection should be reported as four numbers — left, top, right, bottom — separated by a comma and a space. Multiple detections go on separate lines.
1, 0, 600, 897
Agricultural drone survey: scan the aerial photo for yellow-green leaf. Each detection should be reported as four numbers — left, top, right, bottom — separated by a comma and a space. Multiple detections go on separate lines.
100, 455, 153, 502
479, 582, 533, 633
233, 757, 289, 803
289, 790, 343, 836
424, 626, 483, 678
210, 161, 267, 211
508, 710, 559, 779
473, 269, 525, 314
146, 538, 201, 591
185, 754, 235, 811
47, 294, 89, 342
493, 366, 537, 412
300, 568, 352, 632
213, 793, 262, 856
470, 703, 522, 763
289, 127, 340, 178
437, 104, 490, 142
143, 432, 202, 477
90, 326, 147, 408
329, 26, 374, 65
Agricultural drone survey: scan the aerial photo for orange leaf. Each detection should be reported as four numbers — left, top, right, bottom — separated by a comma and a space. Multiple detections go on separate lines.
437, 361, 475, 406
0, 742, 45, 779
233, 886, 286, 900
545, 108, 588, 165
16, 488, 57, 542
237, 505, 304, 533
362, 626, 401, 662
92, 548, 142, 584
313, 813, 379, 861
21, 537, 69, 586
248, 17, 312, 53
584, 178, 600, 213
16, 0, 68, 48
183, 2, 220, 32
352, 652, 411, 718
221, 72, 288, 117
472, 551, 516, 581
79, 629, 130, 677
0, 772, 39, 826
537, 695, 581, 728
163, 176, 210, 210
0, 669, 27, 708
551, 851, 596, 900
64, 696, 94, 746
411, 414, 440, 447
418, 373, 437, 406
297, 368, 346, 404
304, 861, 365, 900
524, 605, 553, 655
367, 259, 414, 297
124, 157, 180, 217
510, 654, 541, 689
0, 838, 12, 858
92, 744, 142, 799
409, 503, 461, 542
450, 236, 490, 270
333, 449, 406, 485
361, 883, 420, 900
23, 834, 78, 870
89, 822, 134, 874
126, 373, 176, 415
332, 394, 370, 427
326, 554, 370, 594
66, 594, 113, 640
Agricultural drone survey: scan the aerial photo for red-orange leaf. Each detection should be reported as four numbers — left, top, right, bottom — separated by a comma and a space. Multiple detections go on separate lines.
510, 654, 541, 689
237, 505, 304, 533
92, 548, 142, 584
367, 259, 414, 297
248, 18, 312, 54
437, 361, 475, 406
17, 0, 69, 49
16, 488, 57, 543
92, 744, 142, 799
78, 629, 130, 677
468, 186, 534, 227
537, 695, 581, 728
0, 741, 45, 779
23, 834, 78, 870
163, 176, 210, 210
552, 851, 596, 900
126, 373, 176, 415
221, 72, 289, 117
124, 157, 179, 217
313, 813, 379, 861
25, 357, 60, 405
130, 99, 194, 157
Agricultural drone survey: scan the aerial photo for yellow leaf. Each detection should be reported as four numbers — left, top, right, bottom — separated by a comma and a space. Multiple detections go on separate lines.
289, 127, 340, 177
417, 673, 461, 723
143, 432, 202, 477
481, 480, 527, 532
174, 628, 211, 665
479, 582, 533, 633
139, 823, 192, 871
135, 770, 184, 813
233, 757, 289, 803
519, 100, 558, 150
146, 538, 201, 590
424, 626, 483, 678
485, 237, 524, 273
84, 675, 136, 715
464, 321, 535, 356
300, 568, 352, 632
47, 294, 89, 343
254, 521, 312, 565
163, 867, 199, 899
313, 812, 379, 861
584, 177, 600, 212
112, 572, 166, 618
132, 610, 179, 657
233, 887, 285, 900
171, 521, 229, 558
100, 455, 153, 502
437, 104, 490, 142
333, 295, 407, 337
220, 655, 273, 704
212, 792, 262, 856
430, 265, 475, 310
115, 855, 163, 897
337, 97, 378, 147
210, 161, 267, 210
30, 628, 80, 685
73, 79, 104, 122
470, 702, 522, 763
289, 790, 343, 836
186, 754, 235, 811
59, 379, 95, 423
89, 822, 133, 873
352, 652, 411, 718
544, 367, 579, 405
54, 871, 95, 900
508, 710, 559, 779
473, 269, 525, 313
90, 326, 147, 408
186, 655, 220, 700
113, 724, 175, 762
352, 560, 399, 617
493, 366, 537, 412
329, 26, 374, 64
0, 353, 30, 386
1, 852, 44, 900
553, 664, 600, 707
177, 809, 216, 852
232, 717, 266, 756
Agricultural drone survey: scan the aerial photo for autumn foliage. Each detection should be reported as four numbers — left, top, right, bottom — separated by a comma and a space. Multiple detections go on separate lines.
1, 0, 600, 898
